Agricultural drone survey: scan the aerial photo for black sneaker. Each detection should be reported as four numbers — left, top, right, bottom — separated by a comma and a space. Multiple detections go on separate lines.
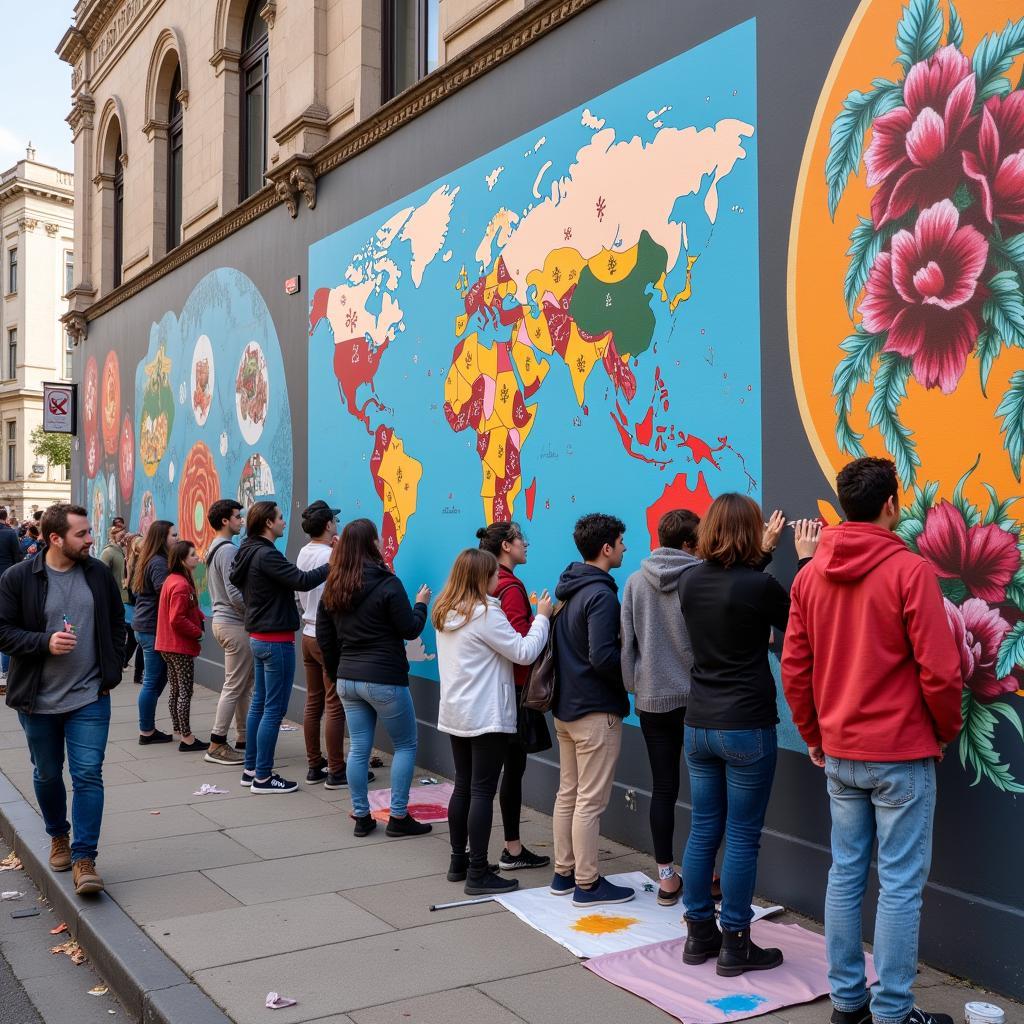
353, 814, 377, 837
465, 870, 519, 896
386, 814, 432, 837
240, 769, 255, 787
900, 1011, 954, 1024
831, 1005, 870, 1024
324, 770, 348, 789
498, 845, 551, 870
234, 740, 246, 751
306, 766, 328, 785
448, 854, 500, 881
178, 737, 207, 752
139, 730, 173, 745
250, 774, 298, 795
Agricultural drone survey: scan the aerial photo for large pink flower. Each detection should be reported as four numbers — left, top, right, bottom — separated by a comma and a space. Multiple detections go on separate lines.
859, 200, 987, 392
865, 46, 979, 227
962, 91, 1024, 232
917, 500, 1020, 603
944, 597, 1016, 703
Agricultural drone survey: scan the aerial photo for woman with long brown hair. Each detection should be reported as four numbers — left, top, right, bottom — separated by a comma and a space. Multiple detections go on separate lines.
155, 540, 206, 751
433, 548, 552, 896
121, 532, 144, 684
132, 520, 179, 744
677, 493, 819, 977
316, 518, 431, 837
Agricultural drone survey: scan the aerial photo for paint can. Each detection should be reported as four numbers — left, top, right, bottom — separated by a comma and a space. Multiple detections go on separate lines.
965, 1002, 1005, 1024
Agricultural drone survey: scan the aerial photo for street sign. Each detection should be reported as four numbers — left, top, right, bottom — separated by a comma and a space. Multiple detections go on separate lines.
42, 382, 77, 434
284, 275, 301, 295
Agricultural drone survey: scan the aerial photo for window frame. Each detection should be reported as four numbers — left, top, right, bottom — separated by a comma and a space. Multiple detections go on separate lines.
167, 65, 184, 252
239, 1, 269, 204
64, 331, 74, 380
381, 0, 439, 103
7, 247, 17, 295
64, 249, 74, 297
6, 328, 16, 381
6, 421, 15, 482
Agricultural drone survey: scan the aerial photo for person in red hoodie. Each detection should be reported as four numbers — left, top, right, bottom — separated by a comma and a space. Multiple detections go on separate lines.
476, 522, 551, 872
156, 540, 207, 753
782, 457, 962, 1024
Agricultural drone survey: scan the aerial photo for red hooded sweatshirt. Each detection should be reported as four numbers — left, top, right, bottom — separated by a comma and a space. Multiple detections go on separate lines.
782, 522, 962, 761
493, 565, 534, 687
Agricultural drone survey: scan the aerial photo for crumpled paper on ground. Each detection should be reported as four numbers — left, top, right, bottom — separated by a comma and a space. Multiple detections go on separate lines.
50, 939, 87, 964
0, 853, 22, 871
193, 784, 229, 796
266, 992, 298, 1009
1, 891, 23, 900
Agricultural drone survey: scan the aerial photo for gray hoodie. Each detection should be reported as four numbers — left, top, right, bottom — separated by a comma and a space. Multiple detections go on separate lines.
205, 537, 245, 627
620, 547, 699, 713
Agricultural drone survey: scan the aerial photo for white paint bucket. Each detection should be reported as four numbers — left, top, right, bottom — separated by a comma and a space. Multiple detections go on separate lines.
965, 1002, 1005, 1024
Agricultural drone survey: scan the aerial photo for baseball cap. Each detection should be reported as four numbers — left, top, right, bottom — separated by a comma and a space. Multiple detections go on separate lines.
302, 499, 341, 519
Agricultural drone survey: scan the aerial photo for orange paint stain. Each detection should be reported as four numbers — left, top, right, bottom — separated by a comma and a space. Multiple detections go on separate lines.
571, 914, 640, 935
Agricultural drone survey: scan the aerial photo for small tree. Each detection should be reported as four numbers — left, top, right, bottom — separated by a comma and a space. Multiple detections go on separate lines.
30, 425, 71, 473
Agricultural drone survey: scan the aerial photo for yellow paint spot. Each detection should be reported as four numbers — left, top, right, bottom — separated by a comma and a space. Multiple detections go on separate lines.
571, 914, 640, 935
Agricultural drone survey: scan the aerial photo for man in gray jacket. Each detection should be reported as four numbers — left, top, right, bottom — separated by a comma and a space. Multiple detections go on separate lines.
620, 508, 701, 905
204, 499, 250, 765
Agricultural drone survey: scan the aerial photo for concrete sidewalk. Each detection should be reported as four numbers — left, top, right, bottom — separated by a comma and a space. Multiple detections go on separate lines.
0, 675, 1017, 1024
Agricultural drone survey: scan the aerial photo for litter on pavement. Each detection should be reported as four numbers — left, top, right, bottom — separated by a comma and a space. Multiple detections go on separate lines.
266, 992, 298, 1009
1, 890, 24, 899
192, 784, 230, 795
50, 922, 68, 934
0, 853, 22, 871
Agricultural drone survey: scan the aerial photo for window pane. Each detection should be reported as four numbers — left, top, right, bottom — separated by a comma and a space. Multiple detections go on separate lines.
64, 251, 74, 295
245, 80, 265, 197
426, 0, 440, 73
169, 136, 183, 248
8, 249, 16, 294
7, 445, 14, 482
7, 331, 15, 379
7, 421, 15, 441
392, 0, 418, 95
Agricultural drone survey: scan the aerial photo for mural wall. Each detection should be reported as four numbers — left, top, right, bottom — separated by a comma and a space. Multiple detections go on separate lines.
309, 21, 761, 674
791, 0, 1024, 794
83, 268, 294, 608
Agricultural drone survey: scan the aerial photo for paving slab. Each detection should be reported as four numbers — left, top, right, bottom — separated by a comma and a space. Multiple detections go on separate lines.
202, 835, 452, 905
191, 790, 337, 829
100, 803, 224, 845
480, 964, 677, 1024
99, 831, 260, 883
348, 986, 525, 1024
224, 812, 402, 859
102, 777, 251, 814
121, 755, 243, 783
342, 871, 507, 929
194, 913, 577, 1022
144, 893, 393, 972
106, 871, 242, 924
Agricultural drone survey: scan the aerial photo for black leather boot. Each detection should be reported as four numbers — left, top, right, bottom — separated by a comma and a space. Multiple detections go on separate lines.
682, 916, 723, 965
447, 853, 469, 882
716, 926, 783, 976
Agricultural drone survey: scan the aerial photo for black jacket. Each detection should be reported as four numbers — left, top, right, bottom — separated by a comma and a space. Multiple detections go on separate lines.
679, 561, 793, 731
0, 523, 22, 576
316, 561, 427, 685
229, 536, 328, 633
0, 552, 127, 713
130, 553, 168, 634
552, 562, 629, 722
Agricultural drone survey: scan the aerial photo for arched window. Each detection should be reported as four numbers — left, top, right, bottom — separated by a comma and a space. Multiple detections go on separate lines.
113, 134, 124, 288
239, 2, 268, 202
167, 65, 183, 250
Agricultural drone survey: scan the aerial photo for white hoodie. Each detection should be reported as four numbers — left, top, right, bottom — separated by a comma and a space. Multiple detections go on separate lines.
436, 596, 550, 737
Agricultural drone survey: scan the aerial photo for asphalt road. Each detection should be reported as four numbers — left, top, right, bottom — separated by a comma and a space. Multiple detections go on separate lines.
0, 841, 130, 1023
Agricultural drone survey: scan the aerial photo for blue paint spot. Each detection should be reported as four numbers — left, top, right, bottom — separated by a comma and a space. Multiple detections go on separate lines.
707, 994, 768, 1015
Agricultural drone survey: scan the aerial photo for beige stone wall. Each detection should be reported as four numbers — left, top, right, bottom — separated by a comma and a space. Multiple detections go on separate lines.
61, 0, 528, 305
0, 158, 74, 515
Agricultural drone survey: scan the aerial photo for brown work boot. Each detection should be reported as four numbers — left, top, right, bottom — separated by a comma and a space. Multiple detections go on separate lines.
72, 858, 104, 895
49, 835, 71, 872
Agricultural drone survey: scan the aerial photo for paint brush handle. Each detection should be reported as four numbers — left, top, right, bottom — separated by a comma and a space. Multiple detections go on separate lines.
429, 895, 498, 911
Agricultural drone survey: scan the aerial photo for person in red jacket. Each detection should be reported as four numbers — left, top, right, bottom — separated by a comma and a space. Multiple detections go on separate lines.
156, 540, 207, 753
782, 457, 962, 1024
477, 522, 551, 871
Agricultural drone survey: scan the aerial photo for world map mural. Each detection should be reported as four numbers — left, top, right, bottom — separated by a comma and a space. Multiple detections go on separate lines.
309, 20, 760, 672
791, 0, 1024, 792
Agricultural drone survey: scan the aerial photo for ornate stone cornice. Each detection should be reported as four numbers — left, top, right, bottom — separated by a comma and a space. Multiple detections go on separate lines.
209, 47, 241, 77
67, 92, 96, 139
80, 0, 601, 322
259, 0, 276, 29
265, 155, 317, 219
272, 103, 330, 148
61, 309, 89, 346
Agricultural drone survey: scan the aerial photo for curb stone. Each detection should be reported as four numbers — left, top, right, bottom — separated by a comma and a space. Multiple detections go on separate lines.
0, 771, 233, 1024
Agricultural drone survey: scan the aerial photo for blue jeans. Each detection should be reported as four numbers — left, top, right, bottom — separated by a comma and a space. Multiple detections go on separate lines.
1, 652, 9, 673
339, 680, 418, 818
136, 631, 167, 732
683, 726, 777, 931
825, 757, 936, 1024
245, 640, 295, 779
18, 695, 111, 862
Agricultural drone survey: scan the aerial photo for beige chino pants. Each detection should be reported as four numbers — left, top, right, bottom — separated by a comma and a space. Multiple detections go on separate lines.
552, 712, 623, 887
211, 620, 254, 741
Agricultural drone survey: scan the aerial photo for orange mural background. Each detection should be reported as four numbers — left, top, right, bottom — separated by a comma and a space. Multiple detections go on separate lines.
789, 0, 1024, 507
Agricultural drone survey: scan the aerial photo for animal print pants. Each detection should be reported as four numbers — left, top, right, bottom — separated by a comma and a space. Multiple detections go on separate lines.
161, 652, 195, 737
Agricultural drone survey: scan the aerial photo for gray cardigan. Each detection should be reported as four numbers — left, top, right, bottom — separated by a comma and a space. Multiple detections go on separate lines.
620, 548, 699, 713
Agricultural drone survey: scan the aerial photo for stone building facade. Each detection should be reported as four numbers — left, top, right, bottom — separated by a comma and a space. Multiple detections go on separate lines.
0, 150, 74, 517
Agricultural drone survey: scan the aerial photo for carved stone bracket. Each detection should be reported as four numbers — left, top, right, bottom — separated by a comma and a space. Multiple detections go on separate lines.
45, 223, 60, 237
61, 310, 88, 346
266, 157, 317, 219
259, 0, 276, 28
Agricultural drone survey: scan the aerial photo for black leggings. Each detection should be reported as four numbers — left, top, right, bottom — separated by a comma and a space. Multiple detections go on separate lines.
638, 706, 687, 864
448, 733, 509, 874
499, 739, 528, 843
